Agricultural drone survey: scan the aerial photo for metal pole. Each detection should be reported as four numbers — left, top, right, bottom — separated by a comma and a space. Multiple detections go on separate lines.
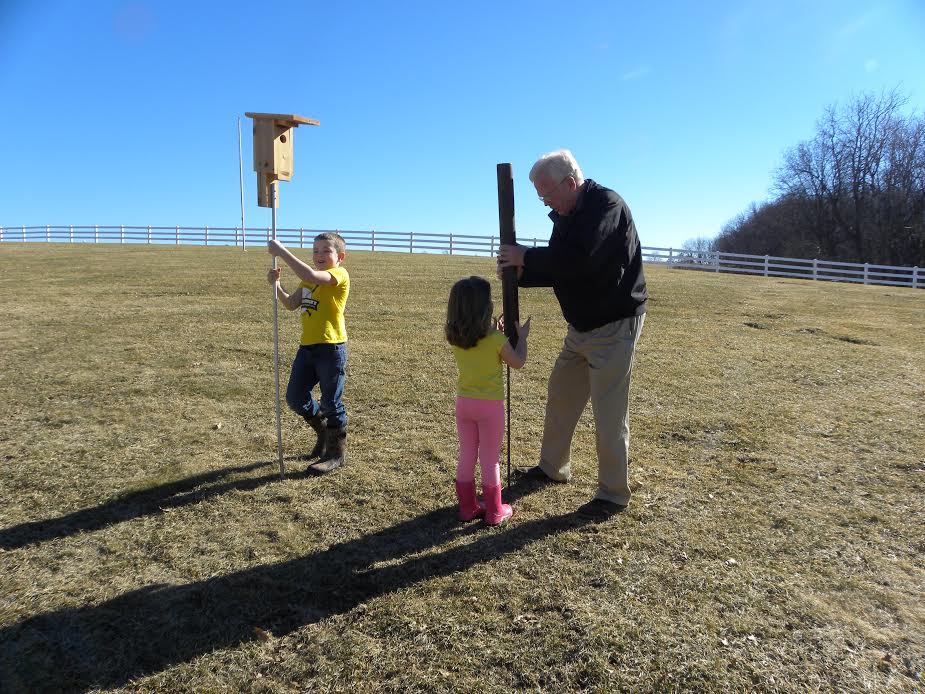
271, 181, 285, 479
506, 366, 511, 487
238, 117, 246, 249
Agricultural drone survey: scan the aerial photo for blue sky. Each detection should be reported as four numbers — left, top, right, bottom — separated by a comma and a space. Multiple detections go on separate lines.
1, 0, 923, 250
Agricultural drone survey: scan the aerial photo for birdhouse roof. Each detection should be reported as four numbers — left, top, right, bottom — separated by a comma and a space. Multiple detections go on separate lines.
244, 113, 320, 127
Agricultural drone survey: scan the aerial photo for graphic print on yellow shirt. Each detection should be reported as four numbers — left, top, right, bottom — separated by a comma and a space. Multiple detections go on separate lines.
452, 330, 508, 400
299, 265, 349, 345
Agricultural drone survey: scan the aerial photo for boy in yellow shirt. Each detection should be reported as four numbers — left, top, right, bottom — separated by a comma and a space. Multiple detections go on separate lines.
267, 233, 350, 473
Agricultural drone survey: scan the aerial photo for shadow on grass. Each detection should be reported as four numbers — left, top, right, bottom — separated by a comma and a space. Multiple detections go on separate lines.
0, 475, 593, 693
0, 459, 323, 551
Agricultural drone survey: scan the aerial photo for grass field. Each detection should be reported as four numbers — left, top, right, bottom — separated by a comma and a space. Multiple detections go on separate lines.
1, 243, 923, 693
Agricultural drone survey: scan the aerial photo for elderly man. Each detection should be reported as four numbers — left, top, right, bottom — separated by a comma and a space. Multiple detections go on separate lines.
498, 149, 648, 519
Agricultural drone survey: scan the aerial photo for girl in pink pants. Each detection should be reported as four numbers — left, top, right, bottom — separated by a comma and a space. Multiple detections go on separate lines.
445, 276, 530, 525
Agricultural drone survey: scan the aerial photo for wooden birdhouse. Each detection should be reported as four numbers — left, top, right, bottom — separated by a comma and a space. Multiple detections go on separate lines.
245, 112, 319, 207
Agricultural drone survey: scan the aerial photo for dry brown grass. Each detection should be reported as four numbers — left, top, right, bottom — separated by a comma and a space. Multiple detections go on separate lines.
0, 243, 923, 693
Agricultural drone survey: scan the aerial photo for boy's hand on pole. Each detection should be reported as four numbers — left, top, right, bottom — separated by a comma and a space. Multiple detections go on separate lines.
268, 267, 281, 284
267, 239, 285, 257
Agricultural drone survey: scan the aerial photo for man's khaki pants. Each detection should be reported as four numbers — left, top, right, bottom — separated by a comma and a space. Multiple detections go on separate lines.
537, 314, 645, 505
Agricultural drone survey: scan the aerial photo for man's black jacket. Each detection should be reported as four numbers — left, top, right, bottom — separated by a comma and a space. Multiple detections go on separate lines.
519, 179, 648, 332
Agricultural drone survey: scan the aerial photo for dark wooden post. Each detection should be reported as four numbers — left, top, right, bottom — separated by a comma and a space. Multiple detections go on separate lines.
497, 163, 520, 487
497, 163, 520, 345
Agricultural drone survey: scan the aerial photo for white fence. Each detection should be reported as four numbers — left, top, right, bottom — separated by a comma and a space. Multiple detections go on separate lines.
654, 247, 921, 289
1, 225, 921, 289
0, 224, 544, 255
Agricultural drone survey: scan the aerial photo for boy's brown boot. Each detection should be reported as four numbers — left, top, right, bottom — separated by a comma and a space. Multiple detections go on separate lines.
312, 426, 346, 474
304, 413, 327, 459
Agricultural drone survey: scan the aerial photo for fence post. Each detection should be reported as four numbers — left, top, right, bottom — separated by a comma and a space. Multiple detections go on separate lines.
372, 229, 376, 252
668, 247, 673, 267
410, 231, 414, 254
0, 226, 3, 242
23, 225, 26, 242
147, 225, 151, 244
69, 225, 73, 243
120, 225, 124, 244
175, 225, 180, 245
863, 263, 869, 285
300, 227, 304, 248
764, 255, 769, 277
450, 234, 454, 255
490, 236, 495, 257
812, 258, 818, 280
94, 225, 98, 243
913, 267, 919, 289
205, 225, 209, 246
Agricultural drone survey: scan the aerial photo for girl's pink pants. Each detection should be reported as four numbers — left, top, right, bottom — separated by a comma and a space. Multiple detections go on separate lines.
455, 396, 504, 487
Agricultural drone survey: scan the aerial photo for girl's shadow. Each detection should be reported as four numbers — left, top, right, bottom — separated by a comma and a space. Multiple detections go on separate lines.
1, 491, 592, 693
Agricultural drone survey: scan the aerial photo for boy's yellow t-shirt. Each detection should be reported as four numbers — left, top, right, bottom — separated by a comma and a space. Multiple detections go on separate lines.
451, 330, 508, 400
298, 266, 349, 345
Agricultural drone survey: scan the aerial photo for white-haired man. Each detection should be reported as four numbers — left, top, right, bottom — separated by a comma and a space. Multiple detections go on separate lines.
498, 149, 648, 519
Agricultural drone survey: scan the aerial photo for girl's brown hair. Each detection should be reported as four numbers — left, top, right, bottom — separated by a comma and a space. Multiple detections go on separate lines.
445, 276, 493, 349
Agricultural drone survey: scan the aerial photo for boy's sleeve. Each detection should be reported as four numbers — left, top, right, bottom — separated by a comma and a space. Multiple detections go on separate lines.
329, 266, 348, 286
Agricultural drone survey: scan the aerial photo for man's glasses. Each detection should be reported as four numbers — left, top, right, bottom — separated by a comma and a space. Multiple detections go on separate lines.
536, 176, 570, 202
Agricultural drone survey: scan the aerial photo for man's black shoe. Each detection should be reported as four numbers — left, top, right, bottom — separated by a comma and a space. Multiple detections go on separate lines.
513, 465, 563, 484
577, 498, 626, 519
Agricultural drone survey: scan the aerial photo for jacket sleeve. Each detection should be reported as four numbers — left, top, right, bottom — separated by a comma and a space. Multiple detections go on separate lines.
521, 199, 630, 284
518, 248, 555, 287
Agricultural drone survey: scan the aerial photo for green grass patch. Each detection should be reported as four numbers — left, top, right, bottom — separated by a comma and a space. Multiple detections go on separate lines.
1, 243, 923, 692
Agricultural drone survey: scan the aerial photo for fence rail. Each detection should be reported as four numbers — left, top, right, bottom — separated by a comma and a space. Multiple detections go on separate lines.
652, 247, 921, 289
1, 225, 920, 289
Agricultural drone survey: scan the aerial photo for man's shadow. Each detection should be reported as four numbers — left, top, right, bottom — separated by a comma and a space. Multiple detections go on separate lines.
1, 472, 588, 693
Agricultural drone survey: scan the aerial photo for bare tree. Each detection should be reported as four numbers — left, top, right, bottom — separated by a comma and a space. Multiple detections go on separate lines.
720, 88, 924, 266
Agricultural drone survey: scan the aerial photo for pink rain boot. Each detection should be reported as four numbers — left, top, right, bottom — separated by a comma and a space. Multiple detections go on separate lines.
482, 483, 513, 525
455, 480, 485, 521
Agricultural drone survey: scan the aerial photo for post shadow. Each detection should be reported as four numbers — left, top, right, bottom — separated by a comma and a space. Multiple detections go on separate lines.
0, 481, 594, 693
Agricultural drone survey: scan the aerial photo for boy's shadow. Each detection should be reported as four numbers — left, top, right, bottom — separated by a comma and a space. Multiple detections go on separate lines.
0, 458, 320, 551
0, 474, 589, 693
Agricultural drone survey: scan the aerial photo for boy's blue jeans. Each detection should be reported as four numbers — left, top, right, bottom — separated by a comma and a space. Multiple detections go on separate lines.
285, 343, 348, 430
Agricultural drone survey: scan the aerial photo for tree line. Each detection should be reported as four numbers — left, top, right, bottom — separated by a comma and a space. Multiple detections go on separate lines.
690, 89, 924, 267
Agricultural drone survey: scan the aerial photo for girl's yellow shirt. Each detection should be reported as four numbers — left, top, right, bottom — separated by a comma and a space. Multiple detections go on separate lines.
451, 330, 507, 400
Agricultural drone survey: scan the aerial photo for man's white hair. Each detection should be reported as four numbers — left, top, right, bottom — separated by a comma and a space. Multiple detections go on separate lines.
529, 149, 585, 185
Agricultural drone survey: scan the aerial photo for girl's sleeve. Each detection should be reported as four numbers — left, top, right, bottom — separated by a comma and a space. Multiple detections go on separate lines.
494, 331, 508, 357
